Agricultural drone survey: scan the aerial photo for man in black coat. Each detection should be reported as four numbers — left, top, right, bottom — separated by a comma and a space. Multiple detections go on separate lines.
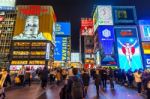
40, 66, 49, 89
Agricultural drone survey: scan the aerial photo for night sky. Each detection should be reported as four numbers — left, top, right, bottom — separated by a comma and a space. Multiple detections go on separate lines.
17, 0, 150, 51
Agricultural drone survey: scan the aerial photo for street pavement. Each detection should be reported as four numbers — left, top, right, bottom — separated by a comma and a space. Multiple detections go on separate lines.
6, 80, 145, 99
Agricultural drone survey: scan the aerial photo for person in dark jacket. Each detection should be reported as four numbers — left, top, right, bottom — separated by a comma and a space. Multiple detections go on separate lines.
40, 66, 49, 89
25, 68, 31, 86
101, 68, 107, 89
94, 69, 101, 97
81, 69, 90, 96
67, 68, 84, 99
146, 74, 150, 99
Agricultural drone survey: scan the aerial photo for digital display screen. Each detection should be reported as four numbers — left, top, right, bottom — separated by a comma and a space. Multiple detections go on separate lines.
55, 22, 71, 36
113, 6, 136, 24
98, 26, 116, 66
115, 26, 143, 71
71, 53, 80, 62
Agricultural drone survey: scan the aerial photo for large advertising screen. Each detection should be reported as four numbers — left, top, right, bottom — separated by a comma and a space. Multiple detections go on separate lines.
55, 22, 71, 36
139, 20, 150, 41
115, 26, 143, 71
98, 26, 116, 66
113, 6, 137, 24
80, 18, 94, 36
13, 5, 55, 41
54, 37, 70, 61
93, 5, 113, 32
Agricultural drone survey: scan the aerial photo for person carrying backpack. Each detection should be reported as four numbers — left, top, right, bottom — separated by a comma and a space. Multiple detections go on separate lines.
67, 68, 84, 99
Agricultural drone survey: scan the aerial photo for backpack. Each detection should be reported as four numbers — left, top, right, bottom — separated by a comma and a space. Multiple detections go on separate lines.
71, 76, 83, 99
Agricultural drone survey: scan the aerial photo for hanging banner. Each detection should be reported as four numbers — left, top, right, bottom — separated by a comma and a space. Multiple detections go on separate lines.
115, 26, 143, 71
98, 26, 116, 66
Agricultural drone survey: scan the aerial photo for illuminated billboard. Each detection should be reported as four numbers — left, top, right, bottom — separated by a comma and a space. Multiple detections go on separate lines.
98, 26, 116, 66
54, 37, 70, 61
0, 0, 16, 10
96, 51, 100, 66
84, 36, 94, 54
113, 6, 137, 24
80, 18, 94, 36
139, 20, 150, 41
13, 5, 55, 41
71, 53, 80, 62
93, 5, 113, 31
115, 26, 143, 71
55, 22, 71, 36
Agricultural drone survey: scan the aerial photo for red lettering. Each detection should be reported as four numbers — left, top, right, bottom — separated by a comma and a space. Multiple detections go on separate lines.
120, 31, 133, 36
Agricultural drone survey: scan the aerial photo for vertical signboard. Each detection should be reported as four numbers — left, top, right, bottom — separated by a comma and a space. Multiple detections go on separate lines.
54, 37, 63, 61
139, 20, 150, 41
115, 26, 143, 71
84, 36, 94, 54
98, 26, 116, 66
46, 43, 50, 60
80, 18, 94, 36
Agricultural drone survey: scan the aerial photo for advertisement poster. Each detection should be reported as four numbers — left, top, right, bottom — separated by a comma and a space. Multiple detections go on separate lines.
80, 18, 94, 36
55, 22, 71, 36
113, 6, 137, 24
98, 26, 116, 66
143, 55, 150, 68
46, 43, 50, 60
139, 20, 150, 41
84, 36, 94, 54
13, 5, 55, 41
115, 26, 143, 71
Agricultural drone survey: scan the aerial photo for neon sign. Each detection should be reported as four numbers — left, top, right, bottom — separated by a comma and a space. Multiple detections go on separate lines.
19, 5, 48, 15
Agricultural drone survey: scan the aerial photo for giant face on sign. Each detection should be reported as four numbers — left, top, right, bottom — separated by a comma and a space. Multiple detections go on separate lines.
13, 5, 54, 41
115, 26, 143, 71
98, 26, 116, 66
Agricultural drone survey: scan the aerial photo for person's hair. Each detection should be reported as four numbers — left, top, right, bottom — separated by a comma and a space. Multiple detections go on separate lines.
72, 68, 78, 75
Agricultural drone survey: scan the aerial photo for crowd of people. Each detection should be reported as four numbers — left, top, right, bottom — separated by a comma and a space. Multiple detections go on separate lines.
0, 66, 150, 99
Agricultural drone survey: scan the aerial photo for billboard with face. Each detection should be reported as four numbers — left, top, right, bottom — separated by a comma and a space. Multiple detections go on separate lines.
84, 36, 94, 54
115, 26, 143, 71
98, 26, 116, 66
13, 5, 55, 41
80, 18, 94, 36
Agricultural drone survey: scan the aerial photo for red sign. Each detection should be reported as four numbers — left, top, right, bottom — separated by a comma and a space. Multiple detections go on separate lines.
120, 31, 133, 36
80, 18, 94, 36
84, 64, 94, 69
19, 5, 48, 15
0, 16, 4, 22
